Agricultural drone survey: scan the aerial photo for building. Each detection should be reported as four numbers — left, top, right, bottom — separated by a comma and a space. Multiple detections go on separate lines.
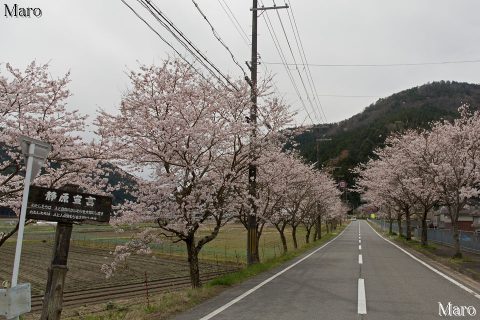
432, 204, 480, 232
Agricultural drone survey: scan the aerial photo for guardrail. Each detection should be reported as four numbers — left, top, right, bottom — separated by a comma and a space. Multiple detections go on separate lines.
370, 219, 480, 254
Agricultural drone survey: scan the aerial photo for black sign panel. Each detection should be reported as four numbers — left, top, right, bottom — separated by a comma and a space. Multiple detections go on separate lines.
26, 186, 112, 223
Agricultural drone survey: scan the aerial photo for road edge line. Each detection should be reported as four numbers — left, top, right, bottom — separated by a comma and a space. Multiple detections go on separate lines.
366, 221, 480, 300
198, 224, 351, 320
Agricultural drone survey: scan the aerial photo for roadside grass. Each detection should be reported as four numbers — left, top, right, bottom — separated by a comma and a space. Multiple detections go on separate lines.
56, 224, 347, 320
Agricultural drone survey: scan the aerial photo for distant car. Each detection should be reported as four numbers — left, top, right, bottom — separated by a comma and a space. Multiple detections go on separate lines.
350, 217, 357, 221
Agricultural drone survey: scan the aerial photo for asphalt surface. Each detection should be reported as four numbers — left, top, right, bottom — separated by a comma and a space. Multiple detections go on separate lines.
175, 220, 480, 320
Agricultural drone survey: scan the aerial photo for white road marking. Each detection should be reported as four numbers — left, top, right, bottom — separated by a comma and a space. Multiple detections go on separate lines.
359, 239, 361, 244
359, 254, 363, 264
358, 278, 367, 314
198, 225, 351, 320
367, 221, 480, 300
359, 245, 362, 250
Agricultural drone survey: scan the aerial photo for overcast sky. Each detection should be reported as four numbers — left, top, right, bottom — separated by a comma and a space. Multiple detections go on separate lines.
2, 0, 480, 132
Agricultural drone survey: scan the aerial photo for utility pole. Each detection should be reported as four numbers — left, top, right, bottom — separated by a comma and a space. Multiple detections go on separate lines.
315, 128, 331, 242
247, 1, 288, 265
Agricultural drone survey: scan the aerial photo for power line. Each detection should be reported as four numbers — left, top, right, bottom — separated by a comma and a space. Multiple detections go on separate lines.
136, 0, 239, 91
217, 0, 250, 46
216, 0, 281, 94
271, 2, 322, 123
120, 0, 213, 86
285, 0, 328, 122
260, 4, 315, 125
316, 94, 378, 98
190, 0, 248, 78
262, 59, 480, 68
273, 1, 322, 122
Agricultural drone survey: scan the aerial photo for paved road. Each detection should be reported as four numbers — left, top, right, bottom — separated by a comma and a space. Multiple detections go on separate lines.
175, 221, 480, 320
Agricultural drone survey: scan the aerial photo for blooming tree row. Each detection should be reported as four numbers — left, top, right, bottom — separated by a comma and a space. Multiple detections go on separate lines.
355, 106, 480, 258
255, 150, 345, 253
97, 59, 346, 287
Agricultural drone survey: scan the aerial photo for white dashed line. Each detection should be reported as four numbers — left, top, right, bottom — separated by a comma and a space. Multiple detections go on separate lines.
359, 245, 362, 250
359, 254, 363, 264
358, 278, 367, 314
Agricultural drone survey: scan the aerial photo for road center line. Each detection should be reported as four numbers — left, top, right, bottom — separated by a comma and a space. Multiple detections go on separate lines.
359, 245, 362, 250
198, 225, 351, 320
359, 254, 363, 264
359, 239, 361, 244
367, 221, 480, 300
358, 278, 367, 314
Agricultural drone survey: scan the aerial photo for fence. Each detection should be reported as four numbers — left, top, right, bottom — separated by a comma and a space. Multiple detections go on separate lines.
370, 219, 480, 254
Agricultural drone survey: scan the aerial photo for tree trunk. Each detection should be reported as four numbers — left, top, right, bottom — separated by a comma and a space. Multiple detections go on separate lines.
185, 237, 201, 288
405, 208, 412, 240
0, 221, 20, 247
280, 230, 288, 253
389, 219, 393, 235
421, 214, 428, 246
253, 222, 264, 263
305, 228, 311, 244
326, 221, 330, 234
317, 215, 322, 239
452, 223, 462, 259
292, 225, 298, 249
275, 223, 288, 253
397, 215, 402, 237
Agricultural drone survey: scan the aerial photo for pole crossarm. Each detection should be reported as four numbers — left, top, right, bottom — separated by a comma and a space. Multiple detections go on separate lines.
251, 5, 289, 11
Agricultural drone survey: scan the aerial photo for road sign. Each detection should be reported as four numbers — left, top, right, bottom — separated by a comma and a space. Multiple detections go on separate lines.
339, 180, 347, 189
19, 136, 51, 179
26, 186, 112, 223
0, 283, 31, 319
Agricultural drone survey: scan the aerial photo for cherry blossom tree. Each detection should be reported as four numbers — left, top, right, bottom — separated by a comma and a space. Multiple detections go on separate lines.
97, 59, 291, 287
355, 153, 416, 239
420, 107, 480, 257
0, 61, 104, 247
382, 131, 440, 245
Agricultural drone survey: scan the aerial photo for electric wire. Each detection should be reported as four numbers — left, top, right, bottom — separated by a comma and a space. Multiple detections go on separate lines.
138, 0, 239, 91
190, 0, 248, 78
271, 1, 322, 123
285, 0, 328, 122
262, 59, 480, 68
216, 0, 282, 104
120, 0, 213, 86
217, 0, 251, 46
260, 4, 315, 124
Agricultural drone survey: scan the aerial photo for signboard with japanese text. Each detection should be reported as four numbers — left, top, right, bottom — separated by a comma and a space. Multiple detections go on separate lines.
26, 186, 112, 223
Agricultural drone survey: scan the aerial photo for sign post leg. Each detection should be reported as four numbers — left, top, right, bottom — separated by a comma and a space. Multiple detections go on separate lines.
40, 222, 73, 320
11, 143, 36, 289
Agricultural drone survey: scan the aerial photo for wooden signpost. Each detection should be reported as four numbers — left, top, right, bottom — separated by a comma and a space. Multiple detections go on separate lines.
25, 185, 112, 320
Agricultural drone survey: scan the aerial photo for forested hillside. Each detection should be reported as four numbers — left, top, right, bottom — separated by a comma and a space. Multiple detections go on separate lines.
295, 81, 480, 208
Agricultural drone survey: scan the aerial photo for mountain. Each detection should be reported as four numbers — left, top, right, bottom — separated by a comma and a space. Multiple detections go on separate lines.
294, 81, 480, 208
